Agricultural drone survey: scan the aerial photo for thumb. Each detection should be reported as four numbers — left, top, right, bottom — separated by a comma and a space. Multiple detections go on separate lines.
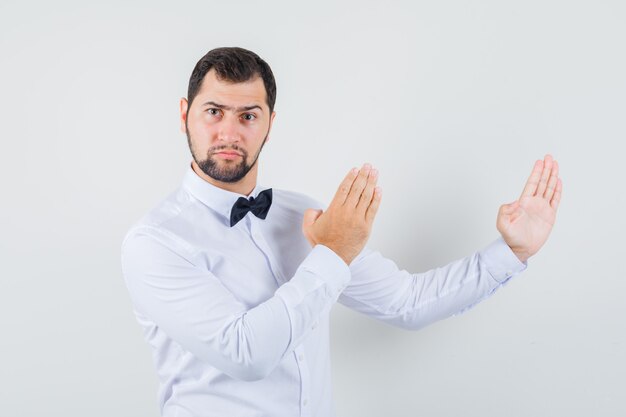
500, 200, 519, 214
302, 208, 323, 229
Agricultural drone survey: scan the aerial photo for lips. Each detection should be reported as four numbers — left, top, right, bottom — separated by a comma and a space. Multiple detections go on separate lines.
214, 150, 242, 156
214, 151, 243, 161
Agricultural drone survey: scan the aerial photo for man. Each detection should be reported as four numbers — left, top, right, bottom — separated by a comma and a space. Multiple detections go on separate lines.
121, 47, 562, 417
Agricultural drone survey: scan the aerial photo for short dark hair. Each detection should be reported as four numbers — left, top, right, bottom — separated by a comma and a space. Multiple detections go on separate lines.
187, 47, 277, 113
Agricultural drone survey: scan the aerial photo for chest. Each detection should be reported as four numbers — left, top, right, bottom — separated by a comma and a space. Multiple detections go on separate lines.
190, 214, 313, 308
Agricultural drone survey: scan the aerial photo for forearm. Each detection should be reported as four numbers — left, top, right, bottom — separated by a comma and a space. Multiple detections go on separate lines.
339, 236, 528, 330
122, 231, 350, 381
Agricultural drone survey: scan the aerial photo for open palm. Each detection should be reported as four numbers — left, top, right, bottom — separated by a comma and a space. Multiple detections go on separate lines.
496, 155, 563, 263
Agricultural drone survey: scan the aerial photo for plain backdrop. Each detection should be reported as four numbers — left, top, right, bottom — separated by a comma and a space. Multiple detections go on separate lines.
1, 1, 624, 416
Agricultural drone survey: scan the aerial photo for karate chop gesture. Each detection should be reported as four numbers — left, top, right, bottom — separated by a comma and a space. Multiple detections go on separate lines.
497, 154, 563, 263
302, 163, 382, 265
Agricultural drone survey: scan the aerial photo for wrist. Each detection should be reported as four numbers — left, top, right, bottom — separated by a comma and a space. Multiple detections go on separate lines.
511, 248, 530, 263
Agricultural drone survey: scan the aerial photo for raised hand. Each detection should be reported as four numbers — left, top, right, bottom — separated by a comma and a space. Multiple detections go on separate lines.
302, 163, 382, 265
496, 154, 563, 263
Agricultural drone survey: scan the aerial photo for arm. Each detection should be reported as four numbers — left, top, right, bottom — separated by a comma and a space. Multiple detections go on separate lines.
121, 227, 350, 382
121, 163, 383, 382
338, 154, 562, 329
338, 236, 527, 330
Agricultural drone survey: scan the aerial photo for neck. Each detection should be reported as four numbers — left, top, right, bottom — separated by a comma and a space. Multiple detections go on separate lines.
191, 160, 257, 196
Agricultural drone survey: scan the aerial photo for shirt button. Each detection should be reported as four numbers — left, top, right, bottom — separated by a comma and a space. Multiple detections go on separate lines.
298, 354, 304, 361
311, 321, 317, 329
303, 399, 308, 406
506, 271, 512, 276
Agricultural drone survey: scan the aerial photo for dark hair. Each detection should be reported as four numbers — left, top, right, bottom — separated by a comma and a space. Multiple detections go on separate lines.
187, 47, 277, 113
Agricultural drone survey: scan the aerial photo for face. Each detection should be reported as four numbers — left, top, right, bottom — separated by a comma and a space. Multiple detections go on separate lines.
180, 68, 275, 183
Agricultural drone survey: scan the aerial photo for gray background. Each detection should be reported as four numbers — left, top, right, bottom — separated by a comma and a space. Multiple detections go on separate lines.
1, 1, 624, 416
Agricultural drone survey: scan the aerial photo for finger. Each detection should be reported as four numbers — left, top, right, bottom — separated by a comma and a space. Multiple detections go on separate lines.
365, 186, 383, 224
543, 160, 559, 201
302, 208, 323, 234
499, 200, 522, 222
330, 167, 359, 209
355, 168, 378, 216
550, 178, 562, 211
535, 154, 554, 197
500, 200, 519, 214
520, 160, 543, 199
302, 208, 323, 226
344, 163, 371, 208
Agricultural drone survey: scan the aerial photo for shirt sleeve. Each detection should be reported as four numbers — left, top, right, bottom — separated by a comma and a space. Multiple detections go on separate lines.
338, 236, 528, 330
121, 227, 350, 382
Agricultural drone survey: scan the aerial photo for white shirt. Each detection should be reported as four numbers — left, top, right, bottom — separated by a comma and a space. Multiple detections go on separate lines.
121, 165, 528, 417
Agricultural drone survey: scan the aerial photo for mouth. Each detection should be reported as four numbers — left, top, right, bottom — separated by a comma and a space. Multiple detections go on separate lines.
215, 151, 243, 160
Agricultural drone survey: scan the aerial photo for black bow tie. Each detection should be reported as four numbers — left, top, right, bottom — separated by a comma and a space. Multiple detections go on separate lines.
230, 188, 273, 227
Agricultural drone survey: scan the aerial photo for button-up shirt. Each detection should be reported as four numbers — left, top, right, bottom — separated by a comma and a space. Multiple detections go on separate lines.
121, 165, 528, 417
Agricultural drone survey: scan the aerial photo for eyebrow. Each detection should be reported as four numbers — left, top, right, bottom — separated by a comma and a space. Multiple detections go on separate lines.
201, 100, 264, 113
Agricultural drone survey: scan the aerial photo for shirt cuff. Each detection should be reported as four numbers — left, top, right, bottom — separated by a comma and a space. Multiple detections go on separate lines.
300, 244, 351, 294
305, 244, 352, 292
276, 243, 352, 310
479, 236, 528, 284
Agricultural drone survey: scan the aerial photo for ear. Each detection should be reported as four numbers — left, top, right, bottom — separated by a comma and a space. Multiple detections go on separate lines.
266, 111, 276, 143
179, 97, 189, 134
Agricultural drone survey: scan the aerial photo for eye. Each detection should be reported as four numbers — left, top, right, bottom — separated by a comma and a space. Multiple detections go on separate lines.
242, 113, 257, 121
207, 108, 221, 117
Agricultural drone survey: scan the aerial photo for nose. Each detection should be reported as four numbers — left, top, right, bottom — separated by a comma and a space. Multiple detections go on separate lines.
217, 113, 242, 144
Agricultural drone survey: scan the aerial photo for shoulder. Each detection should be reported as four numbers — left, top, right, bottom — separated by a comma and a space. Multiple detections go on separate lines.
121, 187, 198, 258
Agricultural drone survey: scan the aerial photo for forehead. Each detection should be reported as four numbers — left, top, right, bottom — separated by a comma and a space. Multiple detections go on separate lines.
195, 68, 267, 109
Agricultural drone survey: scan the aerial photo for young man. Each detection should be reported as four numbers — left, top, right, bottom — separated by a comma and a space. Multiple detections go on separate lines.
121, 47, 562, 417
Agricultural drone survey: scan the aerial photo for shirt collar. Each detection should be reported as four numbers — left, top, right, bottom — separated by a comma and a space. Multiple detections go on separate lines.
182, 164, 266, 223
